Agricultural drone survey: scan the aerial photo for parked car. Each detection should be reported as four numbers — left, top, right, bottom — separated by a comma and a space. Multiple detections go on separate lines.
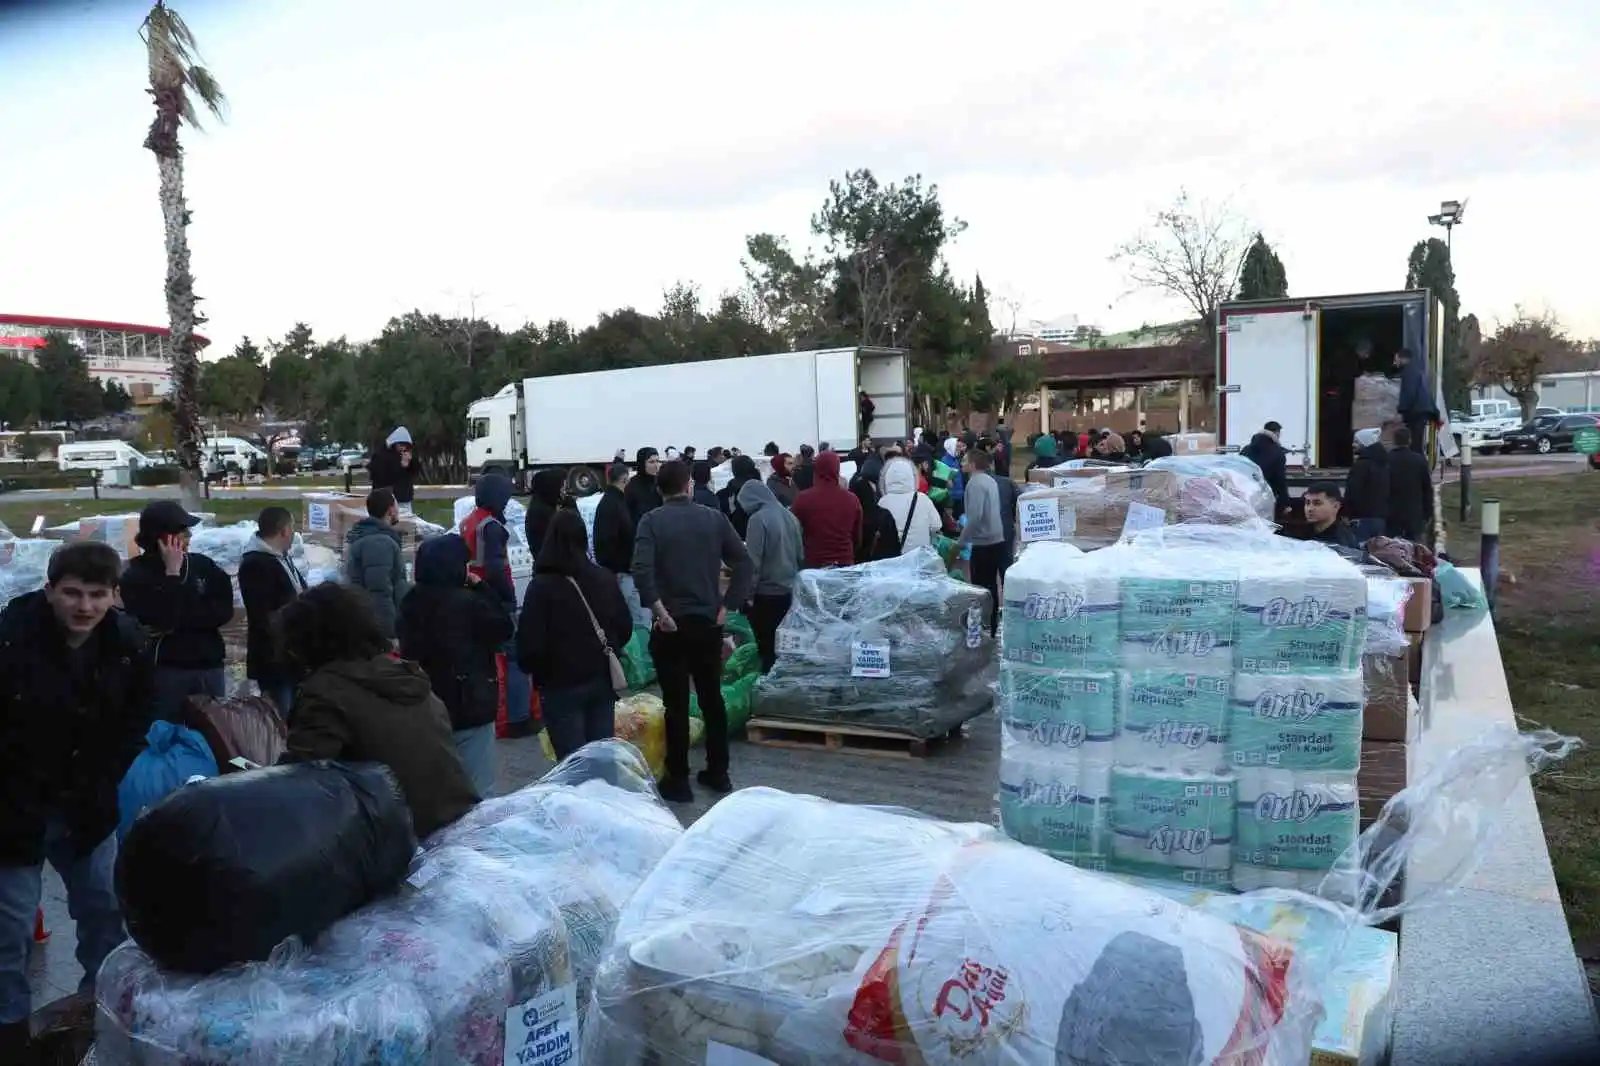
338, 449, 367, 472
1500, 414, 1600, 454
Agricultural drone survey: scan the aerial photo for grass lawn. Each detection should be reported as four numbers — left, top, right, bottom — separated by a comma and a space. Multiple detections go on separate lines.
1441, 472, 1600, 952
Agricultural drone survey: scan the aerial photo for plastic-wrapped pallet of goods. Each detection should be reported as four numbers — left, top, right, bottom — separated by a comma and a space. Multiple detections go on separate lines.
591, 787, 1325, 1066
752, 548, 996, 737
1353, 374, 1402, 435
95, 740, 682, 1066
997, 527, 1391, 896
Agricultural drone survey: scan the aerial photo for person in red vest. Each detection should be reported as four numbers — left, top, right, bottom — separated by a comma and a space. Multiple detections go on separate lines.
461, 474, 533, 738
791, 451, 862, 569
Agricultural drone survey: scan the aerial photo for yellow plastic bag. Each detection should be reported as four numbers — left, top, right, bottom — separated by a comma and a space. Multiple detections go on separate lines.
539, 692, 702, 778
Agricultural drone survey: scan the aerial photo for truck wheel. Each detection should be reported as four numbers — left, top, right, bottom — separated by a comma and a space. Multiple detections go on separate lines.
1536, 437, 1553, 454
565, 465, 601, 497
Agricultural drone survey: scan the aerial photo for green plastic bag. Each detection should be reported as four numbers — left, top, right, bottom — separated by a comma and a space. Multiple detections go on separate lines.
620, 626, 655, 689
689, 674, 760, 734
722, 641, 759, 682
724, 611, 755, 647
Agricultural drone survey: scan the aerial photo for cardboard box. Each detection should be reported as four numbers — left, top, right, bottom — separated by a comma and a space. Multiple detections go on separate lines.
42, 515, 143, 559
1359, 740, 1409, 830
302, 492, 431, 552
1165, 431, 1218, 455
1400, 576, 1433, 633
1406, 632, 1423, 690
1016, 470, 1179, 549
1362, 653, 1411, 741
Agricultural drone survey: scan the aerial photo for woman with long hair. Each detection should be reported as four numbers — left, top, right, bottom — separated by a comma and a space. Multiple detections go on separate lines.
517, 509, 633, 760
278, 583, 480, 837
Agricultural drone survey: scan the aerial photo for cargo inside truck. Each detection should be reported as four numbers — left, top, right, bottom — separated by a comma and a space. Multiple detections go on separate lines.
1316, 304, 1405, 468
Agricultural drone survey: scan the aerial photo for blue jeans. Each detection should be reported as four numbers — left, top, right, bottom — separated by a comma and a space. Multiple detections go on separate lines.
502, 626, 532, 726
0, 820, 125, 1024
453, 723, 497, 798
540, 678, 617, 762
152, 666, 227, 723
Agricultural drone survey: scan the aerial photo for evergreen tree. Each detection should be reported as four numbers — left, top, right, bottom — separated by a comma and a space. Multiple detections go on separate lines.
1236, 233, 1288, 300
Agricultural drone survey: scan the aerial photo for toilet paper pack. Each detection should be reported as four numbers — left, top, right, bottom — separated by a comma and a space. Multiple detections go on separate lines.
1000, 664, 1118, 750
1108, 766, 1234, 886
1118, 554, 1239, 672
998, 748, 1112, 865
1229, 671, 1363, 773
1233, 770, 1360, 891
1116, 670, 1231, 771
1236, 552, 1366, 675
1001, 543, 1121, 670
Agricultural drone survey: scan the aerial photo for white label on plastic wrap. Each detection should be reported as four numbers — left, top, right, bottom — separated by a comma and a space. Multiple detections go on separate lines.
707, 1043, 780, 1066
851, 641, 891, 678
406, 862, 442, 890
1122, 500, 1166, 536
965, 607, 983, 648
307, 502, 331, 533
777, 628, 806, 656
505, 982, 579, 1066
1018, 497, 1061, 542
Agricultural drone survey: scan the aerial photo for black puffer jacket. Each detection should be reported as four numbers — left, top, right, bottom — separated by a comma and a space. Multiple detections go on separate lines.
516, 558, 632, 691
119, 548, 234, 671
398, 535, 515, 732
524, 469, 567, 558
1344, 441, 1391, 521
0, 593, 154, 864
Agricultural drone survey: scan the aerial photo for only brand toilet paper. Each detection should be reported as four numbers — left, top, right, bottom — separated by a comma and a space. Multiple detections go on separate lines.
1001, 544, 1121, 671
1233, 770, 1360, 890
1236, 552, 1366, 674
998, 749, 1112, 865
1108, 766, 1234, 886
1116, 670, 1231, 771
1228, 671, 1363, 773
1000, 664, 1118, 750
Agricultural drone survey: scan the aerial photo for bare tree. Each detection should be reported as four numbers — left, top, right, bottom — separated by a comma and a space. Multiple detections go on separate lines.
843, 238, 919, 348
1112, 189, 1251, 326
1480, 307, 1578, 420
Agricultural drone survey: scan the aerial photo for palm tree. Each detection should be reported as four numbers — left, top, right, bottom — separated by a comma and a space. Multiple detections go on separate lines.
141, 1, 225, 510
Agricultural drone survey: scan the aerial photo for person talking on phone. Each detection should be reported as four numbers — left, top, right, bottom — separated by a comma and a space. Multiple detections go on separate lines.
119, 501, 235, 722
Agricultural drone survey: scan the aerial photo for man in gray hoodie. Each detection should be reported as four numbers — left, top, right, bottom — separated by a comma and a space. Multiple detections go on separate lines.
958, 447, 1007, 638
344, 488, 408, 640
737, 478, 803, 673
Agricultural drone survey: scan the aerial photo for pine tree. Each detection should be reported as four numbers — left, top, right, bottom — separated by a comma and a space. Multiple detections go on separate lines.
1236, 233, 1288, 300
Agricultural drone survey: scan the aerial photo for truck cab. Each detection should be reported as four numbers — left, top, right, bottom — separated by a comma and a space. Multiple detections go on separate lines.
465, 383, 522, 485
1217, 289, 1445, 471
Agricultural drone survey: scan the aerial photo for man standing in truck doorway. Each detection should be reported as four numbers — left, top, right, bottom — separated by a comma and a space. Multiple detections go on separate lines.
1393, 347, 1436, 455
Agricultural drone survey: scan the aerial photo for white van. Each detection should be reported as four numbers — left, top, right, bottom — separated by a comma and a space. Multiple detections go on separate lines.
203, 436, 271, 475
57, 441, 149, 473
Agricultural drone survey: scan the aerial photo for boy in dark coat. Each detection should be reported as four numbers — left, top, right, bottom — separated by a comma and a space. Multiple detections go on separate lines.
238, 505, 308, 716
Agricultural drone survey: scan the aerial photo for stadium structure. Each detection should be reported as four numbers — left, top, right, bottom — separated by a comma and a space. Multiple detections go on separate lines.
0, 313, 211, 399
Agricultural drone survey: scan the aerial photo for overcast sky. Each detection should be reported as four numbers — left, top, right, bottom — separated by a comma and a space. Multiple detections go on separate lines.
2, 0, 1596, 353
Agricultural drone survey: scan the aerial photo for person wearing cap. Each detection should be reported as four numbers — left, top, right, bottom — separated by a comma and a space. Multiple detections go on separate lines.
119, 501, 235, 722
368, 426, 417, 507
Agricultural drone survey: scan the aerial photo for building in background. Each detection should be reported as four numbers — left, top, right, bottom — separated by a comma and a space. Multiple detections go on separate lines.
0, 313, 210, 400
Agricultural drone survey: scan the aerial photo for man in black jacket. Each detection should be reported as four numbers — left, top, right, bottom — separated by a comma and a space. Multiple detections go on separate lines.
624, 447, 663, 530
1342, 429, 1391, 542
1386, 426, 1435, 542
238, 506, 308, 717
120, 501, 235, 722
367, 426, 417, 506
594, 462, 645, 625
1240, 421, 1291, 517
0, 544, 153, 1060
715, 454, 761, 539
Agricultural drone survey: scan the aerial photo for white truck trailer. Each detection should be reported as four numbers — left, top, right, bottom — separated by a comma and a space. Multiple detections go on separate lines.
464, 346, 910, 493
1216, 288, 1447, 471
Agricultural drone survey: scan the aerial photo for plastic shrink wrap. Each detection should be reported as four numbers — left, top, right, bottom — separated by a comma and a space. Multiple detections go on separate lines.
115, 762, 418, 974
753, 548, 995, 736
0, 537, 63, 611
592, 787, 1320, 1066
1016, 456, 1275, 551
97, 740, 682, 1066
1352, 375, 1401, 436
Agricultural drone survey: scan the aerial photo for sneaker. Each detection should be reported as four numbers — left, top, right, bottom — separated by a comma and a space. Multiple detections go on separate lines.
696, 770, 733, 795
658, 776, 695, 804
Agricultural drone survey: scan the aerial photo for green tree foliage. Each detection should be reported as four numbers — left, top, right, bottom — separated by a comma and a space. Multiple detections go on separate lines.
1236, 233, 1288, 300
101, 380, 134, 414
35, 333, 104, 425
0, 355, 42, 428
198, 344, 265, 418
1405, 238, 1465, 411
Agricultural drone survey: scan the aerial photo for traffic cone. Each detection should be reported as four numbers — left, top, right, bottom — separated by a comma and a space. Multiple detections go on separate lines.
34, 906, 48, 943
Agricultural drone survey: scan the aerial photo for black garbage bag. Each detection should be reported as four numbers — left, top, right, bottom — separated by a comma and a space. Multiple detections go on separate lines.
115, 761, 417, 974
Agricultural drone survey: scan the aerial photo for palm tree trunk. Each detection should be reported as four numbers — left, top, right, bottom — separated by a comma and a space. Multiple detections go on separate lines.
156, 149, 205, 511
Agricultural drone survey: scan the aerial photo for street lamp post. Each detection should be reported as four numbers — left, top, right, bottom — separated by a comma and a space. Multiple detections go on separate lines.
1428, 198, 1467, 252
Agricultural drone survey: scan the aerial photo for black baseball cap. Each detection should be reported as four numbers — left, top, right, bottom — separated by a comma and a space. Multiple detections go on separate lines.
139, 500, 201, 539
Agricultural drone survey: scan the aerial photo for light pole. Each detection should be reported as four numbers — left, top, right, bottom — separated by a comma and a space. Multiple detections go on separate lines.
1428, 198, 1466, 253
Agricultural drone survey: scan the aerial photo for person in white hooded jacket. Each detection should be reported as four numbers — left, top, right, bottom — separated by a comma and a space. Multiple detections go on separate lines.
877, 456, 942, 556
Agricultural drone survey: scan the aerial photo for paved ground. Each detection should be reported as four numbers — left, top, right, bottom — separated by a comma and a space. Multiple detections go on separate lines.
31, 711, 1002, 1010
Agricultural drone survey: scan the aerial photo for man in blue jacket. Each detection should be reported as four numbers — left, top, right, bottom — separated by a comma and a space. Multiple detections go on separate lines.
1394, 347, 1436, 456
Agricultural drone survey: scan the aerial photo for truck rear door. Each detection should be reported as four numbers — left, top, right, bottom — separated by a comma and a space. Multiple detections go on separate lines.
1218, 305, 1319, 466
857, 350, 910, 442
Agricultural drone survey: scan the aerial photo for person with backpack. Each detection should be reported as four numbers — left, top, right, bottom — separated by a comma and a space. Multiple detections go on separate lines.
878, 456, 943, 556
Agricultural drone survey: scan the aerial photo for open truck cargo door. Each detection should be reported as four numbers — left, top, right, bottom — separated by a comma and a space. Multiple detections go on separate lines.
1218, 304, 1319, 467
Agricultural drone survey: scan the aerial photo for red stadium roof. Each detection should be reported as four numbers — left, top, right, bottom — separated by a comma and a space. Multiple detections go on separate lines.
0, 312, 210, 347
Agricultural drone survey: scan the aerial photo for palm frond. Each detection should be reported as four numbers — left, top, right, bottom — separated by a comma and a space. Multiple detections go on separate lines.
141, 3, 226, 130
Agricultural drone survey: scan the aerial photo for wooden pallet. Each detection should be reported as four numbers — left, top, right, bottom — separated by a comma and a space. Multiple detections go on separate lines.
744, 717, 957, 759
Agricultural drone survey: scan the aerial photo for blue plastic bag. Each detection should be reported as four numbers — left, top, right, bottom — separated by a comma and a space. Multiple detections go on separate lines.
1434, 560, 1488, 610
118, 721, 219, 842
